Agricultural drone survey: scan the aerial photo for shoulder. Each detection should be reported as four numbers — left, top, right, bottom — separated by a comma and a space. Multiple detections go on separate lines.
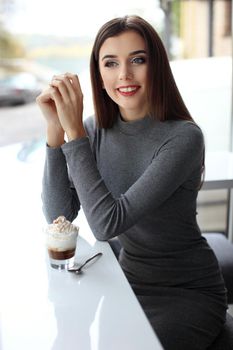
165, 120, 204, 146
156, 120, 204, 163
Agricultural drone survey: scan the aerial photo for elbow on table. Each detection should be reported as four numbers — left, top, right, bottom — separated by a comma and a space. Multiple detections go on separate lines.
90, 222, 122, 241
86, 200, 132, 241
95, 235, 109, 242
92, 228, 116, 241
42, 202, 79, 225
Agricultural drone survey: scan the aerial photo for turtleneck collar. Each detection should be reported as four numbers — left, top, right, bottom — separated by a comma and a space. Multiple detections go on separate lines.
115, 114, 157, 135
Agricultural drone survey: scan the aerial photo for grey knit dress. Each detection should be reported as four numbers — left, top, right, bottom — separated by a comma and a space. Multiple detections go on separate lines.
42, 115, 227, 350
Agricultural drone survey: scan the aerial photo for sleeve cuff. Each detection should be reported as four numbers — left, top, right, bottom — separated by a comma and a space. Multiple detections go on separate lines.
61, 136, 90, 152
46, 143, 66, 160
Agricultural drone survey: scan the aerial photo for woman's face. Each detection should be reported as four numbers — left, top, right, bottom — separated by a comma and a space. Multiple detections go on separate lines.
98, 30, 148, 121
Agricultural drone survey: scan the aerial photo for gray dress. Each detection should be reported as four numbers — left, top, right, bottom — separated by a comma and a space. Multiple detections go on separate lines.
42, 115, 227, 350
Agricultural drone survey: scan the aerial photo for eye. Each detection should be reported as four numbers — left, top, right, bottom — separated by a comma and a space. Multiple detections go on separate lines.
104, 60, 118, 68
131, 56, 146, 64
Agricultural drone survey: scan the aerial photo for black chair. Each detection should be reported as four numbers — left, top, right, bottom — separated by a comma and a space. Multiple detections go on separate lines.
202, 232, 233, 304
207, 312, 233, 349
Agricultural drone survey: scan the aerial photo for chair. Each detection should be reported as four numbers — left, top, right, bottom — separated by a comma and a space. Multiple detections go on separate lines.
207, 312, 233, 349
202, 233, 233, 304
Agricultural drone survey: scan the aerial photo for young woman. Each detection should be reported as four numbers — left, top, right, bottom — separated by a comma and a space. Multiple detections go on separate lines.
37, 15, 227, 350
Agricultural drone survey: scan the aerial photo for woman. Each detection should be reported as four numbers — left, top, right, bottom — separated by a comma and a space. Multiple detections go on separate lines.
37, 15, 227, 350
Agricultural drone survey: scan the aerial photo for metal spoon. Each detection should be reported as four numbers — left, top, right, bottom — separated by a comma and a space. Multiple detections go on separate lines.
68, 252, 103, 274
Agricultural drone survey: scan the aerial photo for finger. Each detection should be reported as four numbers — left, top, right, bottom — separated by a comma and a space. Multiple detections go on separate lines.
52, 73, 83, 102
50, 85, 63, 107
36, 86, 57, 104
61, 74, 78, 101
50, 77, 71, 103
63, 73, 83, 98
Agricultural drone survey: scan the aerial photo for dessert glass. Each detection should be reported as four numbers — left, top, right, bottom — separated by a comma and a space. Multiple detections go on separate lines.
45, 216, 79, 270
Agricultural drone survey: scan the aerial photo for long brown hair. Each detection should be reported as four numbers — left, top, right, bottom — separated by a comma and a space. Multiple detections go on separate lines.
90, 15, 193, 129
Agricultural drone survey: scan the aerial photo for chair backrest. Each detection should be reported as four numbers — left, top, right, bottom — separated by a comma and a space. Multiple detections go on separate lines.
202, 232, 233, 303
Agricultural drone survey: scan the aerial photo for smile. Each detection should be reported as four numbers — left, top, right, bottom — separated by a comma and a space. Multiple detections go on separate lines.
117, 85, 140, 96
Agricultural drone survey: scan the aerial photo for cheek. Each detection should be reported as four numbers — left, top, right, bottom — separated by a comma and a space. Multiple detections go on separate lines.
101, 74, 109, 87
101, 74, 115, 92
139, 67, 148, 82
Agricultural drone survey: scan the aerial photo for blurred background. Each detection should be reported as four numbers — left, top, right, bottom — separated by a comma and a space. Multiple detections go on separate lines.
0, 0, 232, 233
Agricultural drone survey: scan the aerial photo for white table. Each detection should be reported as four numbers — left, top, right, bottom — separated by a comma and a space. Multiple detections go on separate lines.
0, 143, 163, 350
0, 214, 163, 350
202, 151, 233, 241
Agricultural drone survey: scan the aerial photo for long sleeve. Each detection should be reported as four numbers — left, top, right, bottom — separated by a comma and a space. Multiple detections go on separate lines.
42, 146, 80, 223
61, 122, 204, 240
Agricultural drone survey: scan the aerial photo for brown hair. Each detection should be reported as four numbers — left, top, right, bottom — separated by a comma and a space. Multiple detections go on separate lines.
90, 15, 194, 129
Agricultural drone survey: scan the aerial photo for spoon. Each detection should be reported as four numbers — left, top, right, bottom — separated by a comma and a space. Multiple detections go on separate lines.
68, 252, 103, 274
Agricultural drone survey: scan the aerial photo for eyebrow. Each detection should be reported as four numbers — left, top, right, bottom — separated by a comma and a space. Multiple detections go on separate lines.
101, 50, 147, 61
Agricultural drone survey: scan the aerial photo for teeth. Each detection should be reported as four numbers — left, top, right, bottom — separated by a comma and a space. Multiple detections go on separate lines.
118, 86, 137, 92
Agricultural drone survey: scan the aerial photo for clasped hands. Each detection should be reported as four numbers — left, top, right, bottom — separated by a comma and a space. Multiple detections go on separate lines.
37, 73, 86, 147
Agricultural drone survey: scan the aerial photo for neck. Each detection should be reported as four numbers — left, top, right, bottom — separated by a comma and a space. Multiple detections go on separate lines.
120, 109, 148, 122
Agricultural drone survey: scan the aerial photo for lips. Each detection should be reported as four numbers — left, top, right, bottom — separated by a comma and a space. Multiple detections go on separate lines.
117, 85, 140, 96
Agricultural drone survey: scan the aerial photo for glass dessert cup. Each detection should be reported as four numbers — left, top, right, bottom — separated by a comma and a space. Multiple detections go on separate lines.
48, 247, 76, 270
45, 216, 79, 270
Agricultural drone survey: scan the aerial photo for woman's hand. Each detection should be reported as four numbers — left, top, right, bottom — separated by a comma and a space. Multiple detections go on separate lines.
36, 85, 65, 147
49, 73, 86, 141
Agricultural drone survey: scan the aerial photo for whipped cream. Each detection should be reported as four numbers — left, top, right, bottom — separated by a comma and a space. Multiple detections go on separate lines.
46, 216, 79, 251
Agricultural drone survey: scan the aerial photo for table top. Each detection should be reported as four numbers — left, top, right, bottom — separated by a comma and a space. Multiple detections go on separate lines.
203, 151, 233, 190
0, 209, 162, 349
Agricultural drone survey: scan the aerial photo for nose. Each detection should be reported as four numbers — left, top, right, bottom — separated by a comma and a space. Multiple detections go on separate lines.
119, 64, 133, 80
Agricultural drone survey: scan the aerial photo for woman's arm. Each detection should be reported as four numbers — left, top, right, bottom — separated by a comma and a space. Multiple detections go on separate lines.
61, 123, 204, 240
42, 146, 80, 223
37, 73, 84, 222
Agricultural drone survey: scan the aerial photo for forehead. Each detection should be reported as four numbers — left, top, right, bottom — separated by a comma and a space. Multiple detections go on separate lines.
99, 30, 146, 57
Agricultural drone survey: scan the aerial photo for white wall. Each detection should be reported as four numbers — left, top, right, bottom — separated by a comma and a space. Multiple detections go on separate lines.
171, 56, 232, 152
